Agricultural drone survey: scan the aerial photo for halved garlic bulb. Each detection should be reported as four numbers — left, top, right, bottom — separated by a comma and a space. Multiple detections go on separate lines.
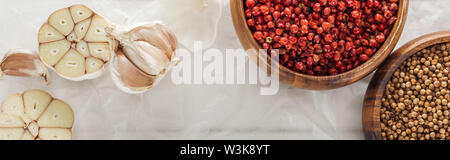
38, 4, 117, 81
0, 90, 74, 140
107, 23, 179, 94
0, 49, 49, 83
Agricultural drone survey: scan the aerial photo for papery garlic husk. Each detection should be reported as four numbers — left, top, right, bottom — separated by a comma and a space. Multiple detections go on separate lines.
107, 23, 179, 94
0, 49, 49, 83
37, 4, 118, 81
139, 0, 223, 51
0, 90, 74, 140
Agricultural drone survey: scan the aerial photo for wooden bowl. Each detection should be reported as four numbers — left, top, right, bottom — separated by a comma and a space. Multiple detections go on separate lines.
362, 31, 450, 140
230, 0, 409, 90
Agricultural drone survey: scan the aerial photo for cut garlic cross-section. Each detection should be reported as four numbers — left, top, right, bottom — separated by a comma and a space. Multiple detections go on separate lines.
38, 4, 117, 81
55, 49, 86, 78
0, 90, 74, 140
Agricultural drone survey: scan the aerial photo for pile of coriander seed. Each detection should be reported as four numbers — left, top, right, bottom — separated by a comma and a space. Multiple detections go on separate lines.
381, 43, 450, 140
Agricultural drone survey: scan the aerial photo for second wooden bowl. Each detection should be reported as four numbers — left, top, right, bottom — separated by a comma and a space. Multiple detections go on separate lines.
363, 31, 450, 140
230, 0, 409, 90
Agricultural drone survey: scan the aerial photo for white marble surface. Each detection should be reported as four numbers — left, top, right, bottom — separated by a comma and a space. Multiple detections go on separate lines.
0, 0, 449, 140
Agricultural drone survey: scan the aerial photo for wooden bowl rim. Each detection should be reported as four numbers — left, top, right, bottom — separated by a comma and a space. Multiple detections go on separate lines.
362, 31, 450, 140
230, 0, 409, 89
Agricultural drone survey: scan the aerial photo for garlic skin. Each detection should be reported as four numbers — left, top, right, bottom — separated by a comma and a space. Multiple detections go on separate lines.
0, 49, 49, 83
140, 0, 223, 51
107, 23, 179, 94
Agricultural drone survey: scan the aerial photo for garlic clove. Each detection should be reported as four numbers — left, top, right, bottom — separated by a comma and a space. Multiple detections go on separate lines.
0, 114, 25, 127
39, 39, 71, 66
88, 42, 111, 61
0, 49, 49, 83
110, 49, 156, 93
0, 128, 24, 140
38, 99, 74, 128
74, 18, 91, 42
0, 90, 74, 140
123, 41, 168, 75
84, 15, 110, 42
38, 24, 65, 43
27, 121, 39, 137
67, 31, 78, 42
1, 93, 24, 116
128, 23, 178, 59
21, 130, 35, 140
86, 57, 104, 74
133, 40, 170, 65
54, 49, 85, 78
76, 40, 90, 57
38, 128, 72, 140
69, 4, 93, 23
23, 90, 52, 123
48, 8, 74, 36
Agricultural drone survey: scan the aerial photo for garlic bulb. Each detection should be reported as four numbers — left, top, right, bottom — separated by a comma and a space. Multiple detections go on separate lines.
0, 90, 74, 140
142, 0, 223, 51
3, 5, 180, 94
37, 4, 117, 81
107, 23, 179, 94
0, 49, 49, 83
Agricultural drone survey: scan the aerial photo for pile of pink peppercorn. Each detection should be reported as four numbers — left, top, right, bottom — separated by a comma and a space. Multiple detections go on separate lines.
245, 0, 399, 75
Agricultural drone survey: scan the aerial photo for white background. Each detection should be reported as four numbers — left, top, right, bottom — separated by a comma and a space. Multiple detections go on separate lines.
0, 0, 448, 140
